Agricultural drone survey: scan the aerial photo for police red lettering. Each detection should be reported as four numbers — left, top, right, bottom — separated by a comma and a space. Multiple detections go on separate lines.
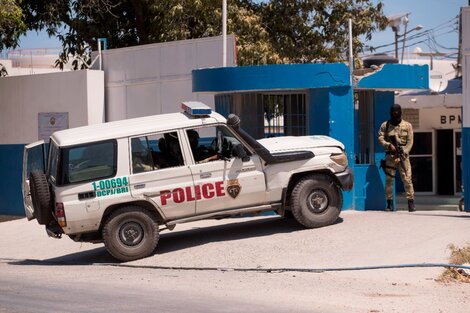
202, 183, 215, 198
160, 190, 171, 205
215, 181, 225, 197
159, 181, 226, 205
186, 186, 196, 201
194, 185, 202, 200
173, 188, 185, 203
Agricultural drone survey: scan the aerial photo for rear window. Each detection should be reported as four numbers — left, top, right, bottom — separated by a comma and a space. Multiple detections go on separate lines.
57, 140, 117, 185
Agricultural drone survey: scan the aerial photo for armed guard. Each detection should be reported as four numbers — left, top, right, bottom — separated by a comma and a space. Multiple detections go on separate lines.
378, 104, 415, 212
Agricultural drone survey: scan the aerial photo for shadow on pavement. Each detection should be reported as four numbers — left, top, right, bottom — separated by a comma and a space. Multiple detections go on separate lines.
8, 215, 343, 266
156, 215, 335, 254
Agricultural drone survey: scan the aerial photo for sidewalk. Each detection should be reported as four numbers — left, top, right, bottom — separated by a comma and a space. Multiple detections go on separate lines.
397, 194, 463, 211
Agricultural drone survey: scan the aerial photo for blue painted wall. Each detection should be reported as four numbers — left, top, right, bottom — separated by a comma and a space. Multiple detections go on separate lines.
353, 165, 385, 211
193, 63, 428, 212
373, 91, 396, 209
357, 64, 429, 90
193, 63, 350, 92
0, 145, 25, 215
309, 87, 354, 210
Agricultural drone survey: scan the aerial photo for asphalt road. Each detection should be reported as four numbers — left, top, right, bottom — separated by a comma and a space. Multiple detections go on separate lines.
1, 210, 470, 312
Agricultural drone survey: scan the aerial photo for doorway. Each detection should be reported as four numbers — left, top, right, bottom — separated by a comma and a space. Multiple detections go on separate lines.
436, 129, 454, 195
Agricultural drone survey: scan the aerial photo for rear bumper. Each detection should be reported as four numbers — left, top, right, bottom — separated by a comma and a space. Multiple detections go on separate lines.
335, 168, 354, 191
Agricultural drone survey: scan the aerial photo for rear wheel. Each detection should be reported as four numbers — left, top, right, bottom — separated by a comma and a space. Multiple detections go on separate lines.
291, 174, 342, 228
29, 171, 53, 225
102, 206, 159, 262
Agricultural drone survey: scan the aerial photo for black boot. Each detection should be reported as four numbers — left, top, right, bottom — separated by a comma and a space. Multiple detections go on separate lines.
386, 200, 394, 212
408, 199, 415, 212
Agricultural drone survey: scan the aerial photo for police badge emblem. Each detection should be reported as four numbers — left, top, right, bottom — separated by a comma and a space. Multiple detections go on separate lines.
226, 179, 241, 199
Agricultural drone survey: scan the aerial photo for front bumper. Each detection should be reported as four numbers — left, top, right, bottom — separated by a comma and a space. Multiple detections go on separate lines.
335, 167, 354, 191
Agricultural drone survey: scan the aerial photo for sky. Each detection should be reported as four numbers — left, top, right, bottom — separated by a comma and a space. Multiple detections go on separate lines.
365, 0, 467, 60
14, 0, 469, 61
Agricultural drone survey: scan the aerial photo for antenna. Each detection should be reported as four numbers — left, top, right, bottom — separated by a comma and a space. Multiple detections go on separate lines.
429, 70, 448, 93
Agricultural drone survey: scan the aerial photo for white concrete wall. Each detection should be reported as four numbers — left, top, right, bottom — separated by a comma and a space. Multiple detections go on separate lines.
0, 70, 105, 144
462, 7, 470, 127
397, 94, 461, 109
94, 35, 236, 121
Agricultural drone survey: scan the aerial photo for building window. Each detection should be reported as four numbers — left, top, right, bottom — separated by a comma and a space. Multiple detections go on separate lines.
216, 92, 307, 139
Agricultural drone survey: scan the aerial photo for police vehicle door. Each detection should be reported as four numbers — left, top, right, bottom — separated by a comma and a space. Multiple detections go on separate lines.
22, 140, 46, 220
184, 125, 266, 214
128, 131, 195, 220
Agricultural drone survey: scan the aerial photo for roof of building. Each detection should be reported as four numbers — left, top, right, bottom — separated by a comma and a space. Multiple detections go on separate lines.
398, 76, 462, 96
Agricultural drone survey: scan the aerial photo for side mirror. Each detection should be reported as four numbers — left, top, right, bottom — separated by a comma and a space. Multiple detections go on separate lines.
232, 144, 250, 162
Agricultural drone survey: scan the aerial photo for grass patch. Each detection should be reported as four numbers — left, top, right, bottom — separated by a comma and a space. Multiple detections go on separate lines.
438, 244, 470, 283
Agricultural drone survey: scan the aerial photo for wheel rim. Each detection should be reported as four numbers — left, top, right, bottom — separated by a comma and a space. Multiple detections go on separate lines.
307, 189, 329, 213
119, 221, 144, 246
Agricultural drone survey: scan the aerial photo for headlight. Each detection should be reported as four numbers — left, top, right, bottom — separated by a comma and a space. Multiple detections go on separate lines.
330, 152, 348, 167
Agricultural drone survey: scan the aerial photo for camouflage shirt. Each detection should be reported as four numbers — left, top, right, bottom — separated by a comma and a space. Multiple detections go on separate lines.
378, 119, 414, 156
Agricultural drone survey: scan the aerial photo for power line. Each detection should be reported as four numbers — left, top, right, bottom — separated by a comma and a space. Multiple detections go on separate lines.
369, 29, 458, 55
367, 16, 458, 52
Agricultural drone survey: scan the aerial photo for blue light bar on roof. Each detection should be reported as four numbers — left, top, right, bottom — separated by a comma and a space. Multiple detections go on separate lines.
181, 101, 212, 116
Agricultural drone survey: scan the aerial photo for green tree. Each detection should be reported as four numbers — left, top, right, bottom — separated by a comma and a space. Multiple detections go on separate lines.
0, 0, 26, 51
257, 0, 388, 63
2, 0, 387, 68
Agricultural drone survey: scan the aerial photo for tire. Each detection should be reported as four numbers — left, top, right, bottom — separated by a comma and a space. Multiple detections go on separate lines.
102, 206, 159, 262
29, 171, 53, 225
291, 174, 342, 228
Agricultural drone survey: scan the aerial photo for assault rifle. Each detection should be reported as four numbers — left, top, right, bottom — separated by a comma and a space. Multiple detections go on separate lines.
389, 135, 406, 174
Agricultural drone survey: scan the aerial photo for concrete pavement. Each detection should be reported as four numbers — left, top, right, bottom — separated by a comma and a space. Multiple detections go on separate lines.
1, 209, 470, 312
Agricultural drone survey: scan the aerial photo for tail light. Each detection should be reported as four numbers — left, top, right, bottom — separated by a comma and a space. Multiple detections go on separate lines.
55, 202, 67, 227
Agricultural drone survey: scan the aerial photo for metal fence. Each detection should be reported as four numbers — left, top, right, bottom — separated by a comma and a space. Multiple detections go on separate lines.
216, 92, 307, 139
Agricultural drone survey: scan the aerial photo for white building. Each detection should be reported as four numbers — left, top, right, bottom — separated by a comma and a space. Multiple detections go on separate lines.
396, 56, 462, 196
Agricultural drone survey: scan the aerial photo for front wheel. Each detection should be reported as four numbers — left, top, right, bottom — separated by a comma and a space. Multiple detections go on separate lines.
291, 174, 342, 228
102, 206, 159, 262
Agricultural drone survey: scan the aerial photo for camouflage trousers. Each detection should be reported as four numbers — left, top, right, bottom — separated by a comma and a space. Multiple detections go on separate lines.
384, 154, 414, 200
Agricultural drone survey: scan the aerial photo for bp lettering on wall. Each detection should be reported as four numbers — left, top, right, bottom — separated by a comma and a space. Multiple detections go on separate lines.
419, 107, 462, 130
38, 112, 69, 141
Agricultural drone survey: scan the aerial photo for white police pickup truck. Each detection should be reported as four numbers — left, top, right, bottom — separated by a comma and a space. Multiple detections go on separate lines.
23, 102, 353, 261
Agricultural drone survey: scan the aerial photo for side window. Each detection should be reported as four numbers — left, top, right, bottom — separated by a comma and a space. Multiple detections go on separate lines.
131, 132, 184, 174
186, 126, 245, 163
131, 137, 154, 174
65, 140, 116, 184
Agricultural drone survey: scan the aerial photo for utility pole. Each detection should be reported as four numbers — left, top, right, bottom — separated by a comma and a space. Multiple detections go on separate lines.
394, 30, 399, 59
457, 7, 463, 77
222, 0, 227, 67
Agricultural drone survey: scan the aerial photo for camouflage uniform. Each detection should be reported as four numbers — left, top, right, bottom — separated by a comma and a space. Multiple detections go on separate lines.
378, 119, 414, 200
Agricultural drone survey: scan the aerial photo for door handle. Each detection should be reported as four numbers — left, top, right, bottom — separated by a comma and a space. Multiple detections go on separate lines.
78, 191, 96, 200
134, 183, 146, 189
200, 172, 212, 179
